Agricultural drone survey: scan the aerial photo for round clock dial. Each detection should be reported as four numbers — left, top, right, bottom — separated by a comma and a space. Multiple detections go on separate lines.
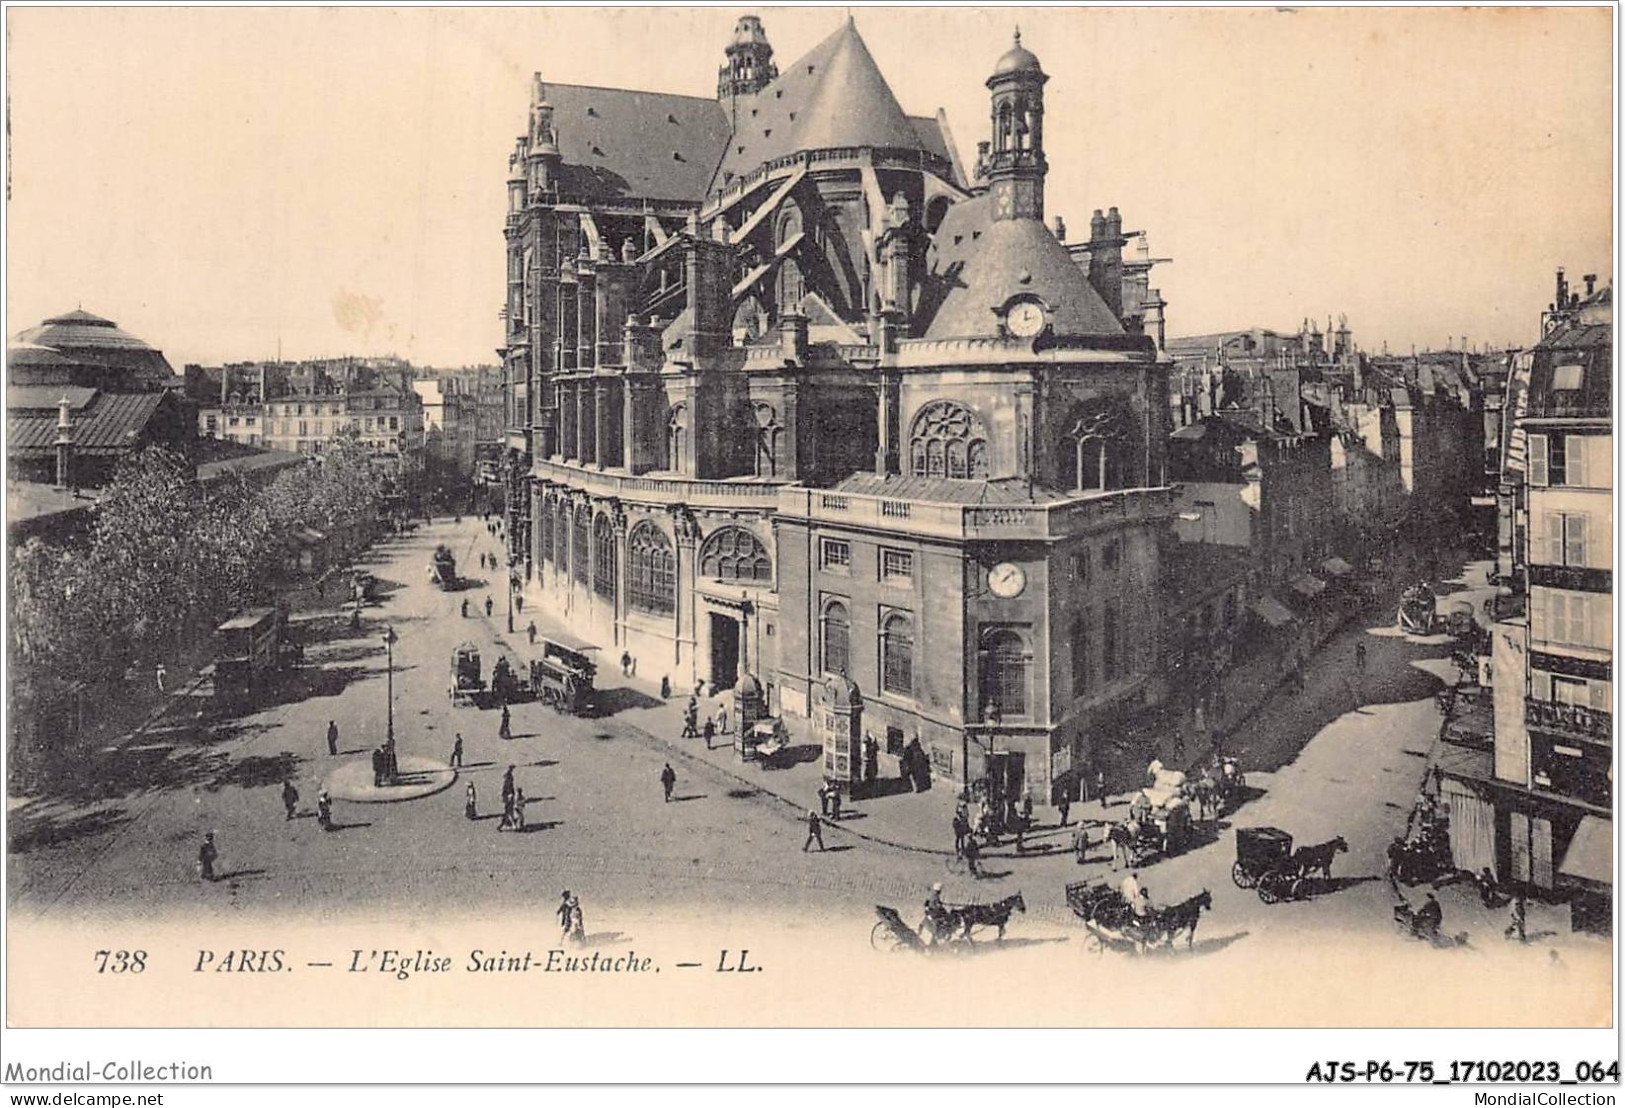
1007, 301, 1046, 338
988, 562, 1026, 598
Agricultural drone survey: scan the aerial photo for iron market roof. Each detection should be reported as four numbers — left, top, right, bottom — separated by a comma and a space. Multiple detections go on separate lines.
6, 390, 169, 456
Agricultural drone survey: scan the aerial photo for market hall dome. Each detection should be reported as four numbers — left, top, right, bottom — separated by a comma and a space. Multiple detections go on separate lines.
9, 308, 176, 389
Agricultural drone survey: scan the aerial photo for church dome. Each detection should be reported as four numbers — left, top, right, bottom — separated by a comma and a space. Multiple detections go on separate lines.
991, 31, 1042, 77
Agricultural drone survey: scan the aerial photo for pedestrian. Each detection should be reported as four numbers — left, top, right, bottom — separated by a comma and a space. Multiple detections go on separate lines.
899, 745, 914, 791
661, 762, 676, 803
681, 698, 698, 739
952, 809, 969, 856
963, 834, 982, 878
317, 789, 333, 831
702, 717, 716, 750
568, 894, 586, 945
464, 782, 478, 821
461, 597, 469, 618
862, 735, 879, 787
371, 747, 385, 788
155, 664, 168, 695
802, 808, 825, 852
695, 678, 707, 699
829, 788, 843, 821
620, 651, 632, 677
1505, 894, 1527, 943
383, 737, 398, 782
1119, 869, 1142, 905
716, 705, 731, 736
557, 891, 576, 944
1096, 767, 1109, 808
660, 676, 671, 700
1013, 811, 1027, 853
498, 794, 514, 832
817, 782, 831, 817
196, 832, 218, 881
1073, 822, 1091, 864
527, 621, 537, 646
1020, 791, 1034, 825
281, 780, 299, 821
501, 765, 516, 807
499, 703, 512, 741
512, 789, 527, 832
515, 594, 524, 615
1355, 641, 1368, 673
450, 734, 464, 768
1193, 702, 1207, 745
485, 595, 494, 618
1057, 783, 1072, 827
326, 720, 339, 756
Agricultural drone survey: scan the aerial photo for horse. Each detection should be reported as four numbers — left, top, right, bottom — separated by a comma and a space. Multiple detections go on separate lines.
1290, 836, 1348, 881
1150, 889, 1213, 949
1183, 777, 1220, 822
951, 892, 1026, 942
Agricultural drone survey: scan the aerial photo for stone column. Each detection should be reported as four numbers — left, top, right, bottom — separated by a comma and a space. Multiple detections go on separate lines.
594, 379, 613, 470
576, 381, 593, 465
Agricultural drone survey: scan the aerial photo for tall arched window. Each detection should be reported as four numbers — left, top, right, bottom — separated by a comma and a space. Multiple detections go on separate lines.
909, 401, 989, 479
880, 612, 914, 697
821, 600, 851, 678
539, 498, 553, 565
1064, 401, 1129, 492
572, 505, 590, 587
1070, 615, 1090, 697
981, 629, 1030, 719
776, 205, 804, 312
753, 402, 781, 477
666, 404, 687, 472
554, 501, 570, 575
592, 515, 616, 599
698, 526, 772, 582
627, 522, 675, 616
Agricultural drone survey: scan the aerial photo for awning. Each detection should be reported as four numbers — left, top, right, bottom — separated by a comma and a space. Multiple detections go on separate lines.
1558, 816, 1612, 887
1251, 595, 1299, 627
1289, 574, 1329, 600
1321, 556, 1354, 578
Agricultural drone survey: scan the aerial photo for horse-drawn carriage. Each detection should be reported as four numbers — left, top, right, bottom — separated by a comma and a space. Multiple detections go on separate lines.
1113, 762, 1193, 863
1231, 826, 1349, 903
528, 636, 596, 715
429, 544, 458, 591
450, 643, 484, 706
870, 893, 1027, 952
1065, 881, 1212, 955
490, 655, 524, 704
1398, 583, 1438, 635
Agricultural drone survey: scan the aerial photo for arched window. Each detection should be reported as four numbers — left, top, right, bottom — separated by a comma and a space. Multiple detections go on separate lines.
666, 404, 687, 472
539, 498, 553, 565
572, 505, 591, 586
821, 600, 851, 678
627, 522, 675, 616
909, 401, 989, 480
698, 526, 772, 582
592, 515, 616, 599
1063, 401, 1129, 492
1070, 614, 1090, 697
753, 402, 781, 477
554, 501, 570, 575
981, 629, 1030, 719
880, 612, 913, 697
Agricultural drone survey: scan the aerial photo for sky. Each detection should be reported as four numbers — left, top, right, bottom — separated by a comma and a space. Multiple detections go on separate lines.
5, 6, 1614, 368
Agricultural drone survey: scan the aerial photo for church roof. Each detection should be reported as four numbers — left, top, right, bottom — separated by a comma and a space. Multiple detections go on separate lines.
540, 83, 731, 204
712, 19, 943, 189
916, 194, 1123, 341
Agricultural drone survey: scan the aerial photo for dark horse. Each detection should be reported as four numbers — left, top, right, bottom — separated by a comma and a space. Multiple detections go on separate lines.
951, 892, 1027, 942
1290, 836, 1348, 880
1150, 889, 1213, 949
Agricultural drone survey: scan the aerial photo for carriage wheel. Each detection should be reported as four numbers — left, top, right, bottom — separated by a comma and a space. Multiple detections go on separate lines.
870, 922, 908, 952
1288, 877, 1306, 901
1231, 861, 1253, 888
1257, 876, 1281, 904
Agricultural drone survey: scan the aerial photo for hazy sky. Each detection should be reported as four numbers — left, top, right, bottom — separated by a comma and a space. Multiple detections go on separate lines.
6, 6, 1613, 368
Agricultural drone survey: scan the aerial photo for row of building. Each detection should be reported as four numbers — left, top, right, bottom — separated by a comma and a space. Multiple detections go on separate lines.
490, 14, 1510, 813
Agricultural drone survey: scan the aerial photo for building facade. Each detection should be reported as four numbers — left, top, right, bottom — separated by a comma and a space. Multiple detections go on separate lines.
501, 16, 1176, 804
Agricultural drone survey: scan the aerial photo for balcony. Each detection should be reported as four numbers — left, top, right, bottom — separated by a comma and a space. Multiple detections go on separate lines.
531, 457, 785, 512
1525, 697, 1612, 743
781, 486, 1178, 542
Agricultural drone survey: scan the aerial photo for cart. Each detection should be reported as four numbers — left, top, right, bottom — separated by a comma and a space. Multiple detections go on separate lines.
529, 637, 596, 715
870, 905, 930, 953
1066, 880, 1159, 955
450, 643, 483, 706
1231, 826, 1304, 903
744, 718, 791, 767
429, 544, 458, 591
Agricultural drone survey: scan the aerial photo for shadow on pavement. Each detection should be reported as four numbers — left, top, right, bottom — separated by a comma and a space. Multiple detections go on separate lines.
7, 806, 130, 854
586, 687, 664, 717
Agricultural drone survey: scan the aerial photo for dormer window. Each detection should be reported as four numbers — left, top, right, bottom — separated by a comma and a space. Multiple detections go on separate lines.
764, 129, 771, 137
586, 106, 597, 116
667, 113, 678, 124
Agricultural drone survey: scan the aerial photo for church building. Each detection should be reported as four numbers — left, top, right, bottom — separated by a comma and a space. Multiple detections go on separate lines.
500, 15, 1175, 804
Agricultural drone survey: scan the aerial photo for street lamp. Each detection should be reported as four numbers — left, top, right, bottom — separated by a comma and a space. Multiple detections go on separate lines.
381, 625, 398, 743
506, 556, 516, 634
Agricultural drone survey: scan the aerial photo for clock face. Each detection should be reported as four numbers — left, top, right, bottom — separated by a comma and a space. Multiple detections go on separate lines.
988, 562, 1026, 599
1007, 300, 1046, 338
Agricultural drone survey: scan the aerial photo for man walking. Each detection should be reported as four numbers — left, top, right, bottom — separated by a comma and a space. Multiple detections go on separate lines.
681, 697, 699, 739
527, 621, 537, 646
464, 782, 478, 821
512, 789, 527, 832
802, 809, 825, 852
281, 780, 299, 821
862, 735, 879, 788
1355, 641, 1368, 674
952, 809, 970, 856
702, 717, 716, 750
1505, 894, 1527, 943
317, 789, 333, 831
197, 832, 218, 882
501, 765, 516, 810
499, 703, 512, 741
484, 595, 494, 618
326, 720, 339, 756
1057, 783, 1072, 828
450, 734, 464, 768
620, 651, 633, 677
661, 763, 677, 803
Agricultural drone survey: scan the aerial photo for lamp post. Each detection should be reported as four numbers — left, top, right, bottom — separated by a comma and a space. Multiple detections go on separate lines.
381, 625, 398, 744
507, 559, 515, 634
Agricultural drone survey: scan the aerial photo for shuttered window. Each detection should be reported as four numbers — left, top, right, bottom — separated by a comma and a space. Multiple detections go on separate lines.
1527, 434, 1548, 486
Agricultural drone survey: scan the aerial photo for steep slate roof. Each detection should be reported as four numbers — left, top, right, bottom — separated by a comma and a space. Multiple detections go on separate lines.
916, 194, 1123, 340
1526, 311, 1611, 420
541, 83, 730, 203
7, 385, 98, 412
712, 19, 943, 189
7, 391, 167, 456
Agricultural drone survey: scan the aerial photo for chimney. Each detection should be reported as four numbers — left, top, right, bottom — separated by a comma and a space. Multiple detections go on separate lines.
1086, 207, 1124, 321
1584, 273, 1597, 297
1052, 214, 1067, 241
54, 395, 75, 491
1555, 268, 1569, 311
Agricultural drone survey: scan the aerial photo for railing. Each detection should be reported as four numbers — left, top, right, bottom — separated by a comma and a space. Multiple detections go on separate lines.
532, 458, 784, 510
1525, 697, 1612, 743
780, 486, 1177, 541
